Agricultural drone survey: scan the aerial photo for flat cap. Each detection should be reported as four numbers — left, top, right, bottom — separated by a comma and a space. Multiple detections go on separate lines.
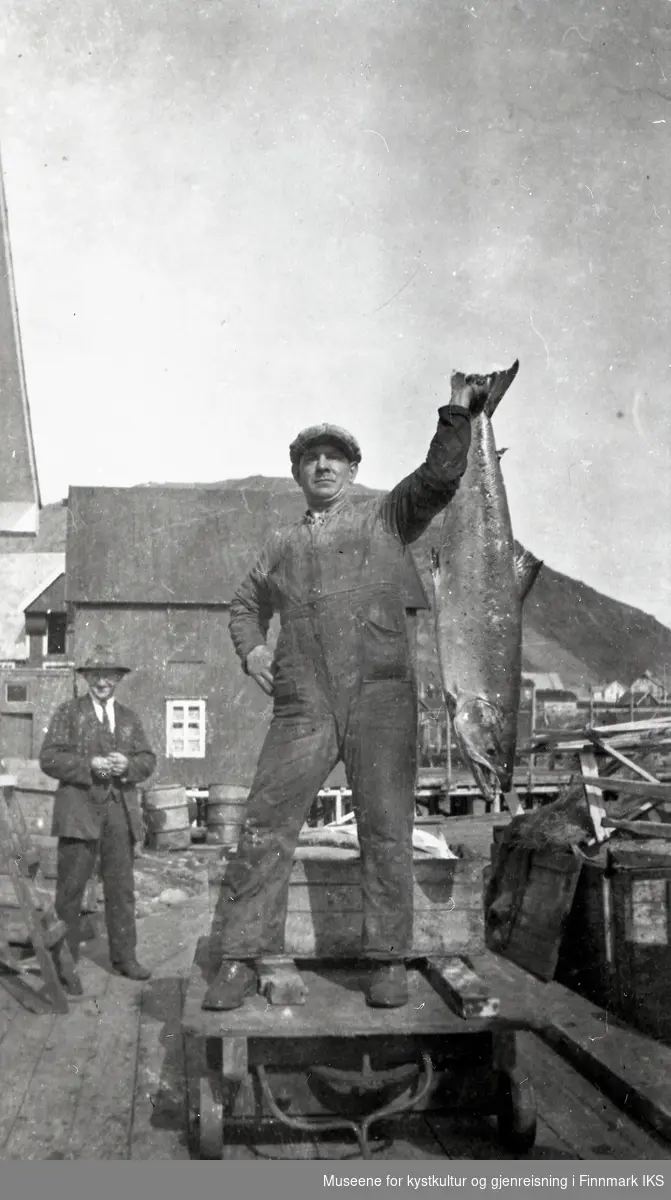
289, 423, 362, 471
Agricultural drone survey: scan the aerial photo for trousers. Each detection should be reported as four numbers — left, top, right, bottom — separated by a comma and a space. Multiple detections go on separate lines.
210, 680, 417, 962
55, 795, 137, 964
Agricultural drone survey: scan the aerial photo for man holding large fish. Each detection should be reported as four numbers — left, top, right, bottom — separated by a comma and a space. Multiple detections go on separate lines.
204, 362, 535, 1012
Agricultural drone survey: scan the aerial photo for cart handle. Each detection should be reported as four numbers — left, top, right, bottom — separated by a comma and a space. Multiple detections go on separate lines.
255, 1051, 434, 1160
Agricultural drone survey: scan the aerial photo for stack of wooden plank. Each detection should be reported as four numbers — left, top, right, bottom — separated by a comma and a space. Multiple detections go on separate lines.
517, 717, 671, 843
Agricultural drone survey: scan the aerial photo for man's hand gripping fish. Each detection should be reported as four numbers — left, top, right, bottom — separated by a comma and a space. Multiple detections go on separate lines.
431, 361, 543, 809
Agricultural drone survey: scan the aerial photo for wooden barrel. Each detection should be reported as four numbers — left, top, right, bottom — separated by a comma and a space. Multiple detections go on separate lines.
143, 785, 191, 851
206, 784, 249, 845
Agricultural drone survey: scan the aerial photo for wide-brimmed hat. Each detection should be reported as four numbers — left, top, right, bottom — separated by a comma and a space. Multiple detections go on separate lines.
289, 424, 362, 475
75, 643, 131, 675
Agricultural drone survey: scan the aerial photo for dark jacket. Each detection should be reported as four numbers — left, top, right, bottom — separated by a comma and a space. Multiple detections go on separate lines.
39, 694, 156, 841
229, 406, 471, 719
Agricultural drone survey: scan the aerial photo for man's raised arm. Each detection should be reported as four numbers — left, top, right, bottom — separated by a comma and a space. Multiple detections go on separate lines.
380, 402, 472, 545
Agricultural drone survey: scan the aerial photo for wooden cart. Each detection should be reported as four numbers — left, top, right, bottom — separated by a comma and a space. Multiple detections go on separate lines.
182, 936, 537, 1160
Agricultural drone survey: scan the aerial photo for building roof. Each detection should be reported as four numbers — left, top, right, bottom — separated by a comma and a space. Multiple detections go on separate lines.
25, 572, 66, 613
66, 486, 429, 609
0, 553, 65, 658
0, 156, 40, 531
631, 672, 663, 690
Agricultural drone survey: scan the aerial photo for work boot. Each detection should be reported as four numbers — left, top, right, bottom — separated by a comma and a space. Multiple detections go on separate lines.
112, 959, 152, 981
53, 946, 84, 996
202, 961, 257, 1011
366, 962, 409, 1008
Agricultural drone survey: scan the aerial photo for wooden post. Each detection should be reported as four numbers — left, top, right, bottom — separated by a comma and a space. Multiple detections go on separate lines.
589, 687, 594, 728
445, 714, 452, 806
527, 684, 536, 803
579, 750, 608, 843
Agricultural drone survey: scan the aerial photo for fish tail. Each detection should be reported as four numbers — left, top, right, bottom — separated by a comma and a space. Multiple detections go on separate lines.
485, 359, 520, 418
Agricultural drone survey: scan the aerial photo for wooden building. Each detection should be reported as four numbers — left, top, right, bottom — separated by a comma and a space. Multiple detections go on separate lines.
0, 151, 40, 539
0, 155, 74, 764
627, 671, 666, 704
66, 484, 429, 789
592, 680, 627, 704
0, 557, 73, 759
534, 689, 578, 729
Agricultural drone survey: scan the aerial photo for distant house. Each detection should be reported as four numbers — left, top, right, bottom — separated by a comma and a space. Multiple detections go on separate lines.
629, 671, 665, 703
619, 686, 663, 709
66, 485, 429, 788
535, 689, 578, 729
592, 680, 627, 703
0, 555, 72, 758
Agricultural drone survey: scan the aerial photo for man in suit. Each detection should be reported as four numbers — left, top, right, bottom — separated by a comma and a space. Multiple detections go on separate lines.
204, 376, 483, 1013
39, 644, 156, 994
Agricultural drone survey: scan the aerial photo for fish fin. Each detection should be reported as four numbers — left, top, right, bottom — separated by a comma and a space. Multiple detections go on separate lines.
484, 359, 520, 418
516, 548, 543, 601
496, 447, 508, 461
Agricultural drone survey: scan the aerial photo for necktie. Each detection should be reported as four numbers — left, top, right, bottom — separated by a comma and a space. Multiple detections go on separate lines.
100, 704, 115, 754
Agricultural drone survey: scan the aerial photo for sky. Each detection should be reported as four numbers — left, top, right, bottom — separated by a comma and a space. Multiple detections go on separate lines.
2, 0, 671, 623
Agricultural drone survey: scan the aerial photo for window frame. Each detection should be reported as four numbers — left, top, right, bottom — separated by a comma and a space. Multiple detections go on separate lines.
165, 698, 207, 759
45, 612, 68, 656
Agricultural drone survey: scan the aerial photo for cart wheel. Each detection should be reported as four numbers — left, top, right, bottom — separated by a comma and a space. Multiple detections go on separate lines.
496, 1068, 537, 1153
198, 1076, 224, 1159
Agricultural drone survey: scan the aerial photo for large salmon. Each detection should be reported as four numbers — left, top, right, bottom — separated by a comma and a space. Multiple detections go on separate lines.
430, 361, 542, 806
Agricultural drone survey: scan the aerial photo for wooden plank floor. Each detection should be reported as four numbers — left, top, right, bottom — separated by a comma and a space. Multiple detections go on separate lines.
0, 892, 669, 1161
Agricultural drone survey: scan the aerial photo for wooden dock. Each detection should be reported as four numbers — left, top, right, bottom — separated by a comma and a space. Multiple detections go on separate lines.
0, 885, 669, 1161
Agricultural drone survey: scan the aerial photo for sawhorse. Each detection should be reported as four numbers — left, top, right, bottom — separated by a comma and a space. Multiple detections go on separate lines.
0, 775, 80, 1013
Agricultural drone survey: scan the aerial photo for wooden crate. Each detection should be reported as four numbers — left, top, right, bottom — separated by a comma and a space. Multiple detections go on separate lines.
553, 840, 671, 1044
555, 855, 614, 1010
609, 842, 671, 1043
486, 829, 583, 981
208, 848, 486, 958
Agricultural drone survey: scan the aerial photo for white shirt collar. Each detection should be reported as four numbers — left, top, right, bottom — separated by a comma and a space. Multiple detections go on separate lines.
90, 696, 116, 731
304, 492, 350, 525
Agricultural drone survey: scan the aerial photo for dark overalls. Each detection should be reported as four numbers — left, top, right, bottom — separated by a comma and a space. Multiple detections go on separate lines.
211, 405, 471, 962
